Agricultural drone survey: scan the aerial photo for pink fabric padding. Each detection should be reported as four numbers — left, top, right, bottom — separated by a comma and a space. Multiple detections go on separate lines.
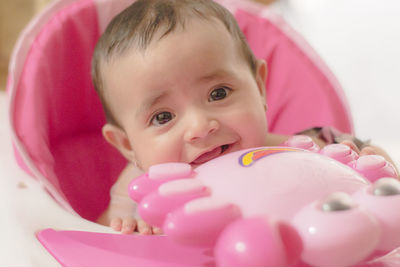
234, 9, 352, 134
12, 0, 125, 221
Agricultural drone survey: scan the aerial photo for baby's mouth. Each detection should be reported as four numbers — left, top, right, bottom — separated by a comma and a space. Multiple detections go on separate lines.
191, 144, 231, 165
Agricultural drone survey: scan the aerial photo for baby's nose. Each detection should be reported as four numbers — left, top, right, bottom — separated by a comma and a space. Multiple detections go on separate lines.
183, 111, 219, 142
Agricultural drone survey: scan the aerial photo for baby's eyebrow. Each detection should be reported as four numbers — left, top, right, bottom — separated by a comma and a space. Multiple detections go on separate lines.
135, 91, 169, 118
197, 69, 232, 83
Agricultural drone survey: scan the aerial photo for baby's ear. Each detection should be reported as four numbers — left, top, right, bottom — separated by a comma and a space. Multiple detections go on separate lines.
102, 123, 136, 162
255, 59, 268, 98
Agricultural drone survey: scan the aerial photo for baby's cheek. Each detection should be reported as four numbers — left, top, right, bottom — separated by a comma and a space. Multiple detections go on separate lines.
142, 147, 184, 171
236, 115, 268, 145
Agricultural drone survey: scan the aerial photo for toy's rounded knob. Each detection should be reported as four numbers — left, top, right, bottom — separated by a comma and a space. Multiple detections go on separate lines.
320, 192, 354, 212
292, 192, 380, 267
353, 178, 400, 251
128, 173, 153, 203
319, 144, 358, 164
214, 217, 302, 267
284, 135, 320, 152
357, 155, 385, 171
349, 155, 398, 182
372, 178, 400, 196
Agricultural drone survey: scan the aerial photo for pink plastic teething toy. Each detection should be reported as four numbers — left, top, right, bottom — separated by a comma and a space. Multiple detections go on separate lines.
129, 135, 399, 267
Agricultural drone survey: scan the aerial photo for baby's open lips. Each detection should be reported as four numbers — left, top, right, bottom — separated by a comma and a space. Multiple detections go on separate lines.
191, 144, 231, 165
221, 144, 229, 153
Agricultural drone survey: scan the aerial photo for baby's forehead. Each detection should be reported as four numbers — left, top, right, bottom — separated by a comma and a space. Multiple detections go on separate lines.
99, 15, 253, 99
136, 16, 233, 53
102, 17, 237, 70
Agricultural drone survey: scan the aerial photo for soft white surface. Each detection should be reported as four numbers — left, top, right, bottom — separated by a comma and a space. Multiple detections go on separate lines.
271, 0, 400, 166
0, 0, 399, 266
0, 94, 113, 266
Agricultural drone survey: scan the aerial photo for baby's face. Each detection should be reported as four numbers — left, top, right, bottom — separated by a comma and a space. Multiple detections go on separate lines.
102, 19, 268, 171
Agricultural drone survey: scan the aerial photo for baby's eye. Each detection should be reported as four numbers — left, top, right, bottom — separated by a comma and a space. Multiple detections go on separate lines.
151, 111, 175, 126
208, 87, 231, 102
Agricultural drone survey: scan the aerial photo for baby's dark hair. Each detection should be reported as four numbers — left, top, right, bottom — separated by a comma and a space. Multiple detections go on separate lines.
92, 0, 257, 126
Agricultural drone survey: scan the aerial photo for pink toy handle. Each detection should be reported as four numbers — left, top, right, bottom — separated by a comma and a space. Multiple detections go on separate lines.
319, 143, 359, 164
138, 179, 210, 227
285, 135, 398, 183
349, 155, 398, 183
129, 163, 194, 203
283, 135, 320, 152
163, 198, 242, 247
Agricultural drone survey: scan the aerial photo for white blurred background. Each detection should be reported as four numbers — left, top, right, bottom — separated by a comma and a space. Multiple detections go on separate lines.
269, 0, 400, 166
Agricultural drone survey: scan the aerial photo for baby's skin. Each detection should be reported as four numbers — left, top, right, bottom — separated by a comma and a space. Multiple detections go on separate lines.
97, 164, 161, 234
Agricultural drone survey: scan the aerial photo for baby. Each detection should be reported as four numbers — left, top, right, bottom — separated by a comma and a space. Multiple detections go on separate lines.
91, 0, 396, 234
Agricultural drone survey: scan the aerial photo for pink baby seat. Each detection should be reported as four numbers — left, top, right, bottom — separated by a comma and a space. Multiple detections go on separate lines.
7, 0, 353, 222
